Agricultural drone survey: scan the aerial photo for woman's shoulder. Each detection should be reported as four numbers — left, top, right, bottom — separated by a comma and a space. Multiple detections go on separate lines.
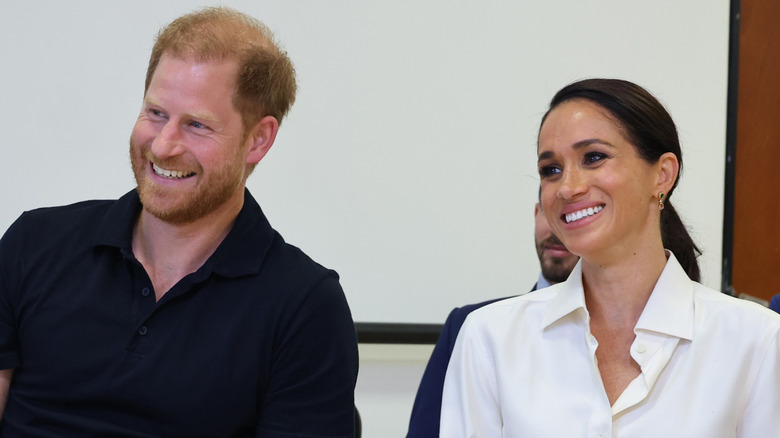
462, 284, 566, 335
692, 282, 780, 332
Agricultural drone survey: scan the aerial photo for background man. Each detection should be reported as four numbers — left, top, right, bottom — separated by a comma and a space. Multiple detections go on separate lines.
406, 202, 579, 437
0, 7, 357, 437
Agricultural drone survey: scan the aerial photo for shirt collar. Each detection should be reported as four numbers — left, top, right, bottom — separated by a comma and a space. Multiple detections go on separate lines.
93, 188, 276, 279
93, 189, 142, 254
541, 251, 695, 341
634, 251, 694, 341
542, 260, 587, 328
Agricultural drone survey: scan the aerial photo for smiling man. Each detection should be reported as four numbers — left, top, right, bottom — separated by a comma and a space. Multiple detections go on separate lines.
0, 7, 357, 437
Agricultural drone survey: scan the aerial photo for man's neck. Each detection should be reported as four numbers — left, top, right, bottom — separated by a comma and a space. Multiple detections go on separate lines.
131, 194, 243, 300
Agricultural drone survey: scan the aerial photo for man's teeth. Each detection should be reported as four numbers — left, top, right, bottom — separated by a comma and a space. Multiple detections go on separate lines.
565, 205, 604, 224
153, 163, 192, 179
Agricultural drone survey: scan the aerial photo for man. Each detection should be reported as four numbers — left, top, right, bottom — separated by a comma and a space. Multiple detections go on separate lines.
406, 202, 579, 437
0, 7, 357, 437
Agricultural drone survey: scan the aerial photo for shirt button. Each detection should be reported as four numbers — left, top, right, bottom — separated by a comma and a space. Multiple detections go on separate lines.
137, 326, 148, 336
636, 344, 647, 354
141, 287, 150, 297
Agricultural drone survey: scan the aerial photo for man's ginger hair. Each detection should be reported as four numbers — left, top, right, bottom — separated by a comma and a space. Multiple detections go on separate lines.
145, 7, 297, 132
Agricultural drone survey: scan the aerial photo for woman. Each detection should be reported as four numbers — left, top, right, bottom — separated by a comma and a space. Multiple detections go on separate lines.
440, 79, 780, 437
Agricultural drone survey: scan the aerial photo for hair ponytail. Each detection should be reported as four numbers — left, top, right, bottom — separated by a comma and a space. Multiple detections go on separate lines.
661, 201, 701, 282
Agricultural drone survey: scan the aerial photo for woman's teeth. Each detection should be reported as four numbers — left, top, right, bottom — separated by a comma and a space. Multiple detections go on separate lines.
565, 205, 604, 224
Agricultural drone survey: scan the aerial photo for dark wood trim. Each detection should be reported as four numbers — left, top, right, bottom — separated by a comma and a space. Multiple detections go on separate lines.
722, 0, 740, 295
355, 322, 443, 344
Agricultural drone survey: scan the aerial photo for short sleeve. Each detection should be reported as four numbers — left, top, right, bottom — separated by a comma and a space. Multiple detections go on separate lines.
0, 216, 24, 370
255, 274, 358, 438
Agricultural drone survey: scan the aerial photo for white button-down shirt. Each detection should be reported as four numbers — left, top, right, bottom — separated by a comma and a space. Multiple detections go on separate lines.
441, 253, 780, 437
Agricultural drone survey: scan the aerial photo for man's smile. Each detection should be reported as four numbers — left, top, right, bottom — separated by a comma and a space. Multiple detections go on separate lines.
152, 162, 195, 179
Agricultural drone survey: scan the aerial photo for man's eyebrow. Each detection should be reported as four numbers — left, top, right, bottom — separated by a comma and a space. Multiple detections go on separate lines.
143, 97, 219, 123
188, 110, 220, 124
538, 138, 616, 162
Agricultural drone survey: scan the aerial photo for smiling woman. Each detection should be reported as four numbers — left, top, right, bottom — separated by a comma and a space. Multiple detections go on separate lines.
539, 79, 701, 281
440, 78, 780, 437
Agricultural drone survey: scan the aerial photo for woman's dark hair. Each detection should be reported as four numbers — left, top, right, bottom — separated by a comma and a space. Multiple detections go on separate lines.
541, 78, 701, 281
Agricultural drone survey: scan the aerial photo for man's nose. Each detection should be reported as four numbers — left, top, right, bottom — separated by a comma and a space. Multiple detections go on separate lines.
151, 122, 185, 158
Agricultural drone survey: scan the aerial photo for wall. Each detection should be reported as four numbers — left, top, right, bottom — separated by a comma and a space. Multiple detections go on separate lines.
357, 345, 432, 437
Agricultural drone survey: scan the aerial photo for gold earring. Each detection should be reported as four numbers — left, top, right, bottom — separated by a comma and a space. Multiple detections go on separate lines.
659, 193, 665, 211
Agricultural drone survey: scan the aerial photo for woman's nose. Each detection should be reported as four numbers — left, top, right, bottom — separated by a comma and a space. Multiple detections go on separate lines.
558, 168, 588, 200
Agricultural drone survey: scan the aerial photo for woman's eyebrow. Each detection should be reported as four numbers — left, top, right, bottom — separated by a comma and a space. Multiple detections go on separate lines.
538, 138, 617, 162
572, 138, 617, 150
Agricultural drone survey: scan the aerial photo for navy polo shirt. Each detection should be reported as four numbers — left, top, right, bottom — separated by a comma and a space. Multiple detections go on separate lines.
0, 189, 358, 437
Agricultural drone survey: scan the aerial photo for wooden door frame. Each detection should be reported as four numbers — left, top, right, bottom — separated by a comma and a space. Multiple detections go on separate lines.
721, 0, 739, 295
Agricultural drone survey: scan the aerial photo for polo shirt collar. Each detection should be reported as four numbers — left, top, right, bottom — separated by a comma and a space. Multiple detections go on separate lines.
209, 190, 275, 278
541, 251, 695, 341
93, 189, 142, 253
93, 188, 276, 279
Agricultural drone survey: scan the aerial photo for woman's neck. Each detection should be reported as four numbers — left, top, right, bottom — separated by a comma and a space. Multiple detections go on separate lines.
580, 242, 668, 327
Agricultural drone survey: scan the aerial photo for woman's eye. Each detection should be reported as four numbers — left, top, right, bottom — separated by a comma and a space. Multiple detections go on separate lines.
583, 151, 607, 164
538, 165, 561, 178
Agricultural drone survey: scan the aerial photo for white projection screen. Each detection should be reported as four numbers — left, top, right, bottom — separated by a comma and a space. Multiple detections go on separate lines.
0, 1, 730, 325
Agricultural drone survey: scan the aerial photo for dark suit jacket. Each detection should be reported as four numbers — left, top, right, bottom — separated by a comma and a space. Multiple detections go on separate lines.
770, 294, 780, 314
406, 286, 536, 438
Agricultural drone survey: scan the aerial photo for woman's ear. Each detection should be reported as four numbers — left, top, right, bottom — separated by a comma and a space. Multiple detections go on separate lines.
655, 152, 680, 194
245, 115, 280, 165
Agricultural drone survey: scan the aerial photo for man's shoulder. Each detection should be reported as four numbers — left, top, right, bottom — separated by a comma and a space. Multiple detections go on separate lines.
770, 294, 780, 314
268, 236, 339, 284
4, 198, 119, 243
233, 190, 338, 285
26, 198, 113, 218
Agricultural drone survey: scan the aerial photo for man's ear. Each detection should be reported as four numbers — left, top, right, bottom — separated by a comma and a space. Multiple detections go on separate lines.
655, 152, 679, 194
245, 115, 280, 165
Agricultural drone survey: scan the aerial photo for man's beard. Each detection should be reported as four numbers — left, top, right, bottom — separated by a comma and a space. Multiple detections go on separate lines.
537, 235, 575, 283
129, 140, 246, 224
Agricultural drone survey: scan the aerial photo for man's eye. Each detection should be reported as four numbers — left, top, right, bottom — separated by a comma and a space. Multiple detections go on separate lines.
584, 152, 607, 164
190, 121, 207, 130
150, 109, 164, 117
